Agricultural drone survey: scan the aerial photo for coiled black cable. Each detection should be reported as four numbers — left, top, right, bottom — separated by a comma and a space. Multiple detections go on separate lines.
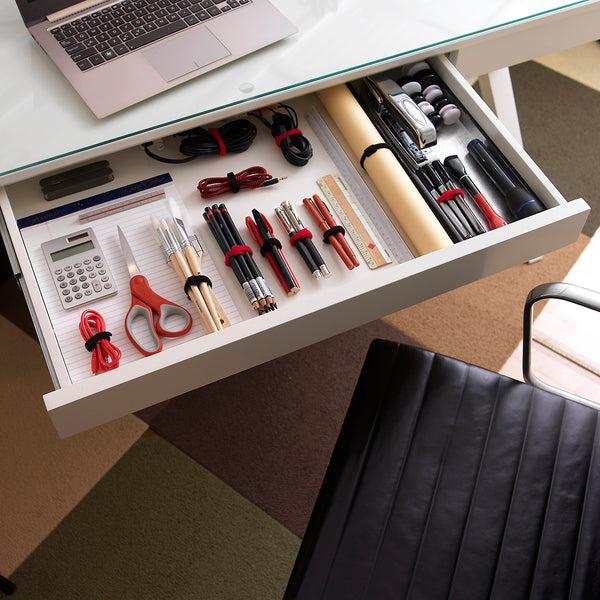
250, 104, 313, 167
142, 118, 257, 163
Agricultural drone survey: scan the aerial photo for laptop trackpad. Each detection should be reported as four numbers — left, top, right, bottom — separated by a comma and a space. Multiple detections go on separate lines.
143, 27, 231, 82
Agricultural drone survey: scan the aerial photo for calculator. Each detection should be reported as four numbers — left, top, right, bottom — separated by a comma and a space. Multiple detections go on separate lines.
42, 228, 118, 311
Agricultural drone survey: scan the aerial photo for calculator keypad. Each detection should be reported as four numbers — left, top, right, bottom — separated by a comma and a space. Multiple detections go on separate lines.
52, 256, 116, 309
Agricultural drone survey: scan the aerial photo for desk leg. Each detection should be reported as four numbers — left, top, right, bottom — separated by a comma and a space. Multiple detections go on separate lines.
477, 67, 523, 147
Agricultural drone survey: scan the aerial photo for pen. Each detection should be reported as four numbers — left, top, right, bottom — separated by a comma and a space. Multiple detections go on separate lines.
416, 168, 471, 240
431, 160, 486, 235
278, 200, 331, 279
246, 209, 300, 295
422, 163, 475, 237
303, 195, 359, 270
275, 205, 320, 278
443, 155, 507, 229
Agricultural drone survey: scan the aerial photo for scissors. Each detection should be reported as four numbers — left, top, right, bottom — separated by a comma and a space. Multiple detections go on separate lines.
118, 226, 192, 356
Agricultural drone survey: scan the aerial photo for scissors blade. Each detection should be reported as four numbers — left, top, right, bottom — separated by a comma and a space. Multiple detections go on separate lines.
117, 226, 142, 278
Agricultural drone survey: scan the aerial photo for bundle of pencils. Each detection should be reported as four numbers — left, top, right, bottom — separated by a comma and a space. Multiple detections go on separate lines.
203, 203, 277, 315
149, 199, 230, 334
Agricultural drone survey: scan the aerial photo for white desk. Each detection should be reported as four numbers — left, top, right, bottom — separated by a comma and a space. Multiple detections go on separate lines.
2, 0, 599, 184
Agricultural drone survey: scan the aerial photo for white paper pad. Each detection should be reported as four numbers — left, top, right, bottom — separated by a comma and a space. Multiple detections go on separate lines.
19, 176, 242, 384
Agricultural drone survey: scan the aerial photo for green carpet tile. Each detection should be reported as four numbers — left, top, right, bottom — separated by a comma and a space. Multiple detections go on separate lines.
10, 433, 300, 600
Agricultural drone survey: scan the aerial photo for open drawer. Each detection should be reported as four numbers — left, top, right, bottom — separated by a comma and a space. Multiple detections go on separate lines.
0, 55, 589, 438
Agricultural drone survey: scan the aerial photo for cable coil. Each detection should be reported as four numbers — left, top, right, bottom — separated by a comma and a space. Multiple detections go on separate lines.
250, 104, 313, 167
142, 119, 257, 163
197, 166, 285, 199
79, 310, 121, 374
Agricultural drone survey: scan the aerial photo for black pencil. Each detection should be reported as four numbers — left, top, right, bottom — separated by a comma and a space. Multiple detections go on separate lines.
210, 205, 268, 312
218, 204, 277, 310
203, 207, 262, 314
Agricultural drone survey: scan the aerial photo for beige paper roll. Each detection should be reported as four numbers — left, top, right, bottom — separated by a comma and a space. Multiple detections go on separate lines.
317, 85, 452, 256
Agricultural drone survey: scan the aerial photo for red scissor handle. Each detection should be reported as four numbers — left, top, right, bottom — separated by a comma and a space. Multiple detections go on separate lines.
126, 275, 193, 356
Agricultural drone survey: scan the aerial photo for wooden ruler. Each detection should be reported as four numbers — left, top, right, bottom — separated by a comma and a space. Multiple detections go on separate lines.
317, 174, 392, 269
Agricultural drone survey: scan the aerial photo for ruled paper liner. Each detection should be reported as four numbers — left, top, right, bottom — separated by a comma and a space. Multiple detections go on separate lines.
20, 181, 242, 384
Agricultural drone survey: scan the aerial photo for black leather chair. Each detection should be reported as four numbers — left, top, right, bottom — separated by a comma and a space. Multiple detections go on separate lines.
284, 283, 600, 599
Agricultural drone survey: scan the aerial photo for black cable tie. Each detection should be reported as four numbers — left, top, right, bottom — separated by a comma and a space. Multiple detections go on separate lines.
323, 225, 345, 244
84, 331, 112, 352
260, 237, 282, 257
360, 143, 392, 169
184, 275, 213, 298
227, 171, 240, 193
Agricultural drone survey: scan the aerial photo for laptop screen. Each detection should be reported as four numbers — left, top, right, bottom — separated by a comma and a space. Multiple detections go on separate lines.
17, 0, 93, 27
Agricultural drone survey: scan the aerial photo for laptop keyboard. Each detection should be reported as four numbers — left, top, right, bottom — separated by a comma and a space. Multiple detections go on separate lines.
50, 0, 250, 72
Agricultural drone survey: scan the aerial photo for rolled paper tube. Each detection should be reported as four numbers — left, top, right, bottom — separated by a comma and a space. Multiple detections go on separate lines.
317, 85, 453, 256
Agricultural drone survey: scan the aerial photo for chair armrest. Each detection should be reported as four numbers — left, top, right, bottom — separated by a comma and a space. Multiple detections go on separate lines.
523, 282, 600, 406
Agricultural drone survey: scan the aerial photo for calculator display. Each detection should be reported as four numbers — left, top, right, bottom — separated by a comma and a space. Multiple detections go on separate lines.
50, 240, 95, 262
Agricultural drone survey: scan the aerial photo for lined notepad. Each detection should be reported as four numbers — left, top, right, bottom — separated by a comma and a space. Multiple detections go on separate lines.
19, 175, 242, 384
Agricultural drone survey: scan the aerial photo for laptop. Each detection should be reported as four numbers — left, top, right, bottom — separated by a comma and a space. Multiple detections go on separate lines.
15, 0, 297, 118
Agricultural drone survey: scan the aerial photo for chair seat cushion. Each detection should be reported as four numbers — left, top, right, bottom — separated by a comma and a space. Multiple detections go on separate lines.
285, 340, 600, 599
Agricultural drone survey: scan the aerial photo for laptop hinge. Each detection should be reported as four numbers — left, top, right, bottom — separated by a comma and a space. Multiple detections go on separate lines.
47, 0, 109, 23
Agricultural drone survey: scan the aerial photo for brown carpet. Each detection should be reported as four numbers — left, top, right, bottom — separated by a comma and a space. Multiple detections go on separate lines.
509, 61, 600, 237
383, 233, 591, 373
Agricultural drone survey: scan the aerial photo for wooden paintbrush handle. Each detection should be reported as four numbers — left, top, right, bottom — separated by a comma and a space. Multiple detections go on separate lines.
183, 245, 228, 329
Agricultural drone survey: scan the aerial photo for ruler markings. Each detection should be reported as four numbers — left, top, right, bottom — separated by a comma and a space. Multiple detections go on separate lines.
305, 107, 413, 264
318, 174, 390, 269
79, 190, 166, 223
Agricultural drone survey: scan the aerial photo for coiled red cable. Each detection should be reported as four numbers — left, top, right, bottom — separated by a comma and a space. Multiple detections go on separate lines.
79, 309, 121, 374
197, 166, 282, 199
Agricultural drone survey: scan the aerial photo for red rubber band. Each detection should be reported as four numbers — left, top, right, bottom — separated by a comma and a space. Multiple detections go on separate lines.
436, 188, 465, 205
225, 244, 252, 266
208, 128, 226, 156
275, 128, 302, 147
289, 228, 312, 245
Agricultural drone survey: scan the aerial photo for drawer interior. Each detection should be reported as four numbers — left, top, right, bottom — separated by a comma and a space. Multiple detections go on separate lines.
0, 55, 589, 436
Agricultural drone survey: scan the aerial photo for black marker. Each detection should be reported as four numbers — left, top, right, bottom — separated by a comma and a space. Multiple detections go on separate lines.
467, 139, 545, 219
444, 155, 507, 230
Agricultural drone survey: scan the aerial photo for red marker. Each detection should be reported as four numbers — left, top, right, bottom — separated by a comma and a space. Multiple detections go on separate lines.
444, 155, 507, 230
246, 210, 300, 296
